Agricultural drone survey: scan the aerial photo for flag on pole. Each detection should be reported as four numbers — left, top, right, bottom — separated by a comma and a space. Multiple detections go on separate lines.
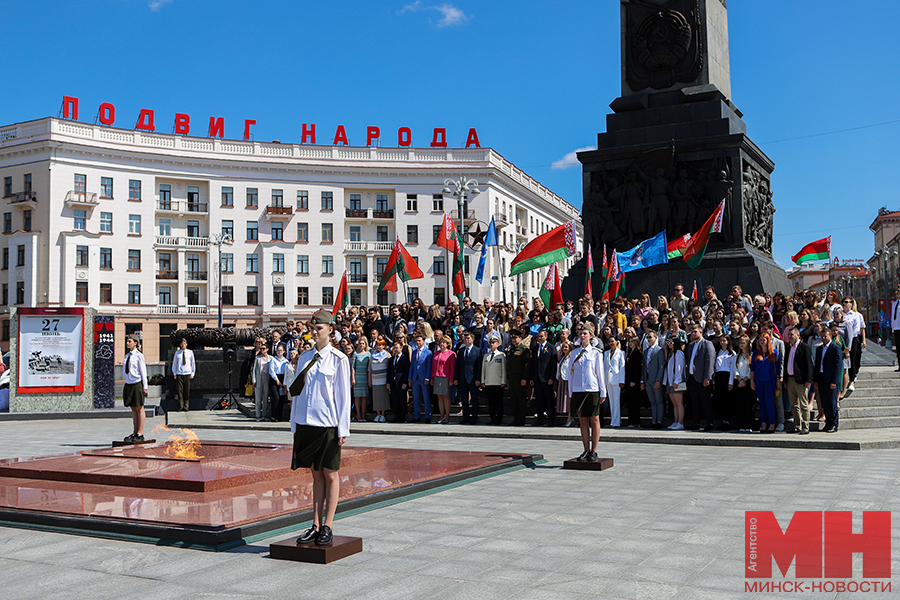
539, 263, 564, 310
599, 245, 609, 300
437, 212, 467, 296
791, 237, 831, 265
683, 199, 726, 270
475, 216, 499, 284
666, 233, 692, 259
378, 237, 424, 293
585, 247, 594, 297
333, 269, 349, 315
691, 280, 698, 300
607, 250, 621, 298
616, 231, 669, 274
509, 220, 579, 276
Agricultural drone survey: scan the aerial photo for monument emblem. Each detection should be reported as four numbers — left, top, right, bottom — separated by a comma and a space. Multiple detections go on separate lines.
627, 0, 702, 90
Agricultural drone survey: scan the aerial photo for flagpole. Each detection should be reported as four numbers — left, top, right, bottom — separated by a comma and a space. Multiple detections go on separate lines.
495, 243, 504, 303
445, 245, 450, 306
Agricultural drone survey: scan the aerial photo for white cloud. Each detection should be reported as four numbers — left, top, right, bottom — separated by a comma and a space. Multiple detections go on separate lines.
149, 0, 175, 10
401, 1, 468, 27
551, 146, 595, 170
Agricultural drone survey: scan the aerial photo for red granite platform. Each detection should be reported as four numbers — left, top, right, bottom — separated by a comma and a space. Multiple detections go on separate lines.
0, 441, 540, 548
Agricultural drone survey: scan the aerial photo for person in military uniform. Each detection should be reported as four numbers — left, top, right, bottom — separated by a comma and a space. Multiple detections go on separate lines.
505, 329, 531, 426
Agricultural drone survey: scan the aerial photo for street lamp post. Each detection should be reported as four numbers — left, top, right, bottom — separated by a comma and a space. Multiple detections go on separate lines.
442, 177, 481, 298
873, 246, 898, 337
209, 233, 233, 328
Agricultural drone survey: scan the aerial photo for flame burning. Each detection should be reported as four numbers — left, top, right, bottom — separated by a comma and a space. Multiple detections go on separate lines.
151, 424, 204, 460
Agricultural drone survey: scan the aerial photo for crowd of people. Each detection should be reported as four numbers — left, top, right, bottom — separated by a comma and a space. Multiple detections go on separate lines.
241, 283, 879, 436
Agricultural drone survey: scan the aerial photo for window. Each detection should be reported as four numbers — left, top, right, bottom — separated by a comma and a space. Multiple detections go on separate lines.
322, 287, 334, 305
247, 286, 259, 306
187, 220, 200, 238
187, 287, 200, 306
2, 248, 8, 269
349, 258, 363, 282
433, 256, 445, 274
349, 226, 361, 242
221, 220, 233, 237
23, 210, 31, 232
297, 222, 308, 242
158, 218, 171, 236
128, 284, 140, 304
434, 288, 446, 306
158, 286, 172, 305
222, 286, 234, 306
221, 186, 233, 206
464, 255, 470, 274
407, 193, 418, 212
128, 249, 141, 270
271, 222, 283, 241
273, 286, 285, 306
246, 188, 258, 207
407, 225, 418, 244
376, 194, 389, 212
74, 174, 86, 194
297, 190, 308, 210
74, 210, 86, 231
376, 257, 388, 276
221, 253, 233, 273
377, 290, 388, 305
128, 214, 141, 235
129, 180, 141, 201
297, 287, 309, 305
376, 226, 388, 242
246, 253, 258, 273
407, 287, 418, 304
322, 255, 333, 275
100, 247, 112, 269
246, 221, 258, 241
3, 213, 10, 233
349, 289, 362, 306
1, 284, 5, 305
187, 186, 200, 210
322, 223, 333, 243
75, 281, 88, 303
76, 245, 89, 267
297, 255, 309, 274
349, 194, 361, 210
16, 282, 25, 304
100, 212, 112, 233
23, 174, 31, 193
159, 184, 171, 208
433, 225, 441, 244
101, 177, 113, 198
271, 189, 283, 207
16, 245, 25, 267
321, 191, 333, 210
273, 253, 285, 273
3, 177, 11, 197
100, 283, 112, 304
432, 193, 443, 211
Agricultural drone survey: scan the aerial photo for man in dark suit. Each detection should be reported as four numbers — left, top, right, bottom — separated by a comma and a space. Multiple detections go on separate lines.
640, 330, 666, 429
386, 341, 410, 423
785, 327, 814, 434
408, 333, 433, 422
454, 331, 482, 424
686, 323, 716, 430
814, 325, 842, 433
529, 329, 557, 426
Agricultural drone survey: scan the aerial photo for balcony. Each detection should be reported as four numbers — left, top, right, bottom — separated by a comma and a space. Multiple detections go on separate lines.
345, 208, 368, 219
156, 270, 178, 280
156, 200, 209, 214
343, 241, 394, 252
8, 191, 37, 207
154, 235, 210, 249
186, 305, 209, 315
265, 205, 293, 220
349, 273, 367, 283
64, 190, 99, 208
373, 209, 394, 219
449, 209, 474, 221
157, 305, 179, 314
185, 270, 208, 281
494, 212, 510, 227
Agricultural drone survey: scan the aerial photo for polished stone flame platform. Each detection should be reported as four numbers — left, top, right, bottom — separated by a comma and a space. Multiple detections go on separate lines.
0, 441, 541, 550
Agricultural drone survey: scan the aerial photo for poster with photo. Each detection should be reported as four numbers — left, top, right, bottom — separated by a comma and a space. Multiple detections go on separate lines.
17, 308, 85, 393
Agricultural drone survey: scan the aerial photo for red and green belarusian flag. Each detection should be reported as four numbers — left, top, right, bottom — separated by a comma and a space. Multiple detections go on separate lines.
378, 237, 424, 293
333, 270, 349, 315
598, 245, 610, 300
791, 237, 831, 265
436, 211, 467, 296
509, 220, 579, 276
585, 247, 594, 297
607, 249, 623, 298
667, 233, 691, 260
540, 263, 564, 310
683, 199, 725, 270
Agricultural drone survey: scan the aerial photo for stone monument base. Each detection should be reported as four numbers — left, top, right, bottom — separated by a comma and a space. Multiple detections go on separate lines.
270, 535, 363, 564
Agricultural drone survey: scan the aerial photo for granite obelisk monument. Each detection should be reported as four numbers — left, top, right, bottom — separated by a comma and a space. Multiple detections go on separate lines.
564, 0, 790, 299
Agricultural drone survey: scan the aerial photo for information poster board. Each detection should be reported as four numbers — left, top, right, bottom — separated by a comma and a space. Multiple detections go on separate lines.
17, 307, 85, 393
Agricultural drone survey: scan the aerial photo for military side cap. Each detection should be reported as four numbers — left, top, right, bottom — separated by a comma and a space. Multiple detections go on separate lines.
508, 329, 523, 337
311, 309, 334, 325
576, 323, 595, 334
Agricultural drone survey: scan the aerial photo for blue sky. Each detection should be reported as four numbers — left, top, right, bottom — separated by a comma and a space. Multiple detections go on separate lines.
2, 0, 897, 269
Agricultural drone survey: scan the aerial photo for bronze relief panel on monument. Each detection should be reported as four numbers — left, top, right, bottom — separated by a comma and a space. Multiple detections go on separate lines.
741, 160, 774, 255
625, 0, 703, 91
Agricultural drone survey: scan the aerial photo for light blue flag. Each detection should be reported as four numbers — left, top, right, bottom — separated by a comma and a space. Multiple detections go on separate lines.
616, 230, 668, 274
475, 216, 499, 284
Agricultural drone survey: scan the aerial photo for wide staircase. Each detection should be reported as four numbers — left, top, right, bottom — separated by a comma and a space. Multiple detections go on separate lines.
830, 368, 900, 430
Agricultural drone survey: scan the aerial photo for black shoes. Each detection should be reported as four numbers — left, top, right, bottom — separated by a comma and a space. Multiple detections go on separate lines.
576, 450, 589, 461
123, 434, 144, 443
297, 525, 318, 544
585, 451, 599, 462
315, 525, 333, 546
825, 426, 838, 433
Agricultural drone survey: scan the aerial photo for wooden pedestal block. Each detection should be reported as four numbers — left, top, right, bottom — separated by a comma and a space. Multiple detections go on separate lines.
111, 438, 157, 447
270, 535, 363, 564
563, 457, 614, 471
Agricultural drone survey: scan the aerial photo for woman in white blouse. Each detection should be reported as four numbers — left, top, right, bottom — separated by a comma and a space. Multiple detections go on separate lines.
713, 335, 736, 430
604, 337, 625, 428
664, 336, 686, 430
731, 334, 754, 432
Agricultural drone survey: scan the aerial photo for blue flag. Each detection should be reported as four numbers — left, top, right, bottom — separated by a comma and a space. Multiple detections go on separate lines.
475, 216, 499, 284
616, 230, 668, 274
